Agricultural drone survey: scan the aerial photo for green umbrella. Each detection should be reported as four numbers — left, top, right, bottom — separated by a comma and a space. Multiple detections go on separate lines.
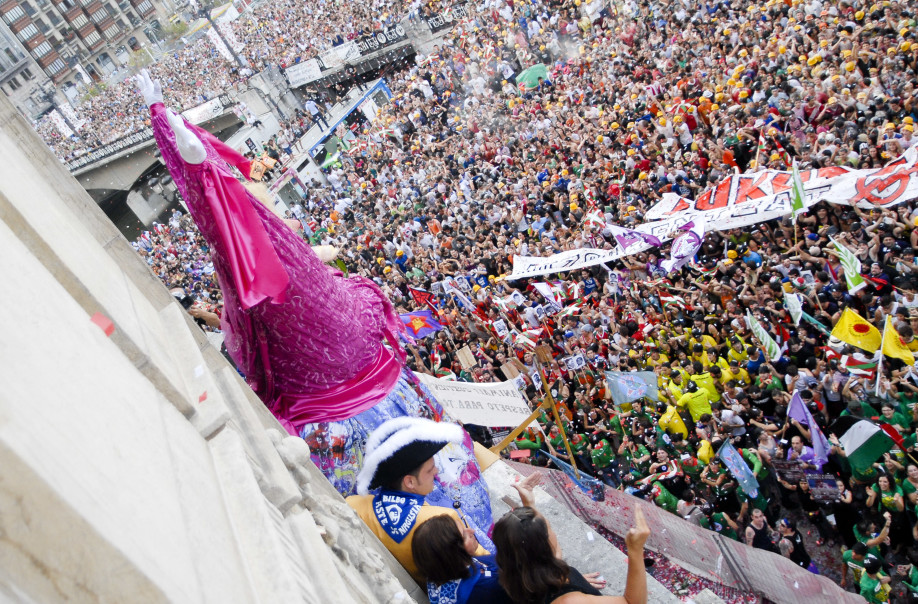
516, 63, 549, 91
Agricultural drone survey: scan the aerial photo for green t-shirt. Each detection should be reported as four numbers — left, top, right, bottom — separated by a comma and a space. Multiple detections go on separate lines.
859, 572, 891, 603
590, 440, 614, 468
710, 512, 739, 541
842, 549, 866, 585
904, 564, 918, 594
884, 411, 911, 431
652, 481, 680, 514
853, 525, 885, 561
706, 466, 736, 499
871, 483, 904, 512
623, 444, 651, 474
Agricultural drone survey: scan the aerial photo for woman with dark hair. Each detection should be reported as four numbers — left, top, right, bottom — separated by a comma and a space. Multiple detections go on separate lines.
492, 495, 649, 603
412, 513, 515, 604
412, 473, 541, 604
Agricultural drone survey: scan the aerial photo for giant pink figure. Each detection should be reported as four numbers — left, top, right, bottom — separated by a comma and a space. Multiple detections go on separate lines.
135, 71, 494, 549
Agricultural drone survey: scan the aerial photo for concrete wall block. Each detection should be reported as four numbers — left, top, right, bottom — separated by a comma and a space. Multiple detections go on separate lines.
212, 367, 302, 511
0, 223, 212, 602
207, 427, 306, 604
157, 303, 230, 437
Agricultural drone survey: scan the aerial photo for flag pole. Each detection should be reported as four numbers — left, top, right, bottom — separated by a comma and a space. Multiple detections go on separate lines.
876, 318, 887, 396
534, 345, 580, 479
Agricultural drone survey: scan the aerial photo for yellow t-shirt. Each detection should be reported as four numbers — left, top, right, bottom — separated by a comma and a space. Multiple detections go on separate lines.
346, 494, 488, 583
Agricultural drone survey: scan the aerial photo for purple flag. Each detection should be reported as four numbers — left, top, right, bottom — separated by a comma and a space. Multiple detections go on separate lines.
787, 391, 830, 465
399, 310, 443, 339
660, 218, 705, 274
606, 224, 663, 252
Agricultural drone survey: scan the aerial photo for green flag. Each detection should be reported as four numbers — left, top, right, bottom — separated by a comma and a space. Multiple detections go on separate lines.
784, 291, 802, 326
746, 311, 782, 361
831, 237, 867, 294
790, 160, 806, 221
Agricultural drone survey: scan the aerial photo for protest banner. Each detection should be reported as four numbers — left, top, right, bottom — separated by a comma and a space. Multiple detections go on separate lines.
808, 474, 841, 503
416, 374, 537, 428
645, 147, 918, 221
771, 459, 806, 483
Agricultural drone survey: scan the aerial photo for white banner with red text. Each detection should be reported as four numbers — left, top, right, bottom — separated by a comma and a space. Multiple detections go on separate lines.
646, 147, 918, 221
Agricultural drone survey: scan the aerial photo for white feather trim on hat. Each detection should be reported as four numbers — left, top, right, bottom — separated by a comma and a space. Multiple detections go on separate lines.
356, 417, 465, 495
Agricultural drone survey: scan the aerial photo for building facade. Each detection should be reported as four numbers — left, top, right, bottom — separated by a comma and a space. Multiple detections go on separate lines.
0, 0, 167, 119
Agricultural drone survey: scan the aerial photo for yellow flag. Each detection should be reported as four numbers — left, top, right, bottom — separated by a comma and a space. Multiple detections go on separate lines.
882, 316, 915, 364
831, 308, 881, 353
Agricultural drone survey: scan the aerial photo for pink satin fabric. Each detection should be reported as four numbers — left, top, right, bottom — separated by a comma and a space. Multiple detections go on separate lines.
148, 101, 406, 424
273, 346, 404, 434
151, 104, 288, 309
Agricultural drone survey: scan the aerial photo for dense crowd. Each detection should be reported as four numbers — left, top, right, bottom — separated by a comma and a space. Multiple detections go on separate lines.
34, 36, 246, 161
89, 0, 918, 600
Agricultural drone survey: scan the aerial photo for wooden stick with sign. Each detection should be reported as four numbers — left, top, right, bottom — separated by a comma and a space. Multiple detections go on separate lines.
489, 398, 548, 454
534, 344, 580, 479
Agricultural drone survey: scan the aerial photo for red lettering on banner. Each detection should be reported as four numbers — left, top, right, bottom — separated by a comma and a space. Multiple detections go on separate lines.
665, 196, 692, 215
850, 170, 914, 206
695, 178, 731, 211
734, 173, 771, 204
771, 173, 790, 192
815, 166, 848, 179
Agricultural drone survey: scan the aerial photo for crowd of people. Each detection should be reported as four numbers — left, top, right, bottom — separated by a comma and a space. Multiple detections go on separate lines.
65, 0, 918, 599
34, 36, 248, 162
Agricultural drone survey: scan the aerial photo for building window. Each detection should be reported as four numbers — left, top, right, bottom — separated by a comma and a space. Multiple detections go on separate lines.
48, 11, 60, 25
4, 48, 17, 63
22, 2, 36, 17
137, 0, 152, 12
21, 67, 34, 79
47, 58, 66, 74
32, 41, 52, 56
16, 24, 40, 42
2, 6, 26, 25
90, 9, 106, 22
83, 31, 100, 45
9, 77, 20, 90
71, 13, 88, 27
60, 0, 75, 8
35, 18, 49, 34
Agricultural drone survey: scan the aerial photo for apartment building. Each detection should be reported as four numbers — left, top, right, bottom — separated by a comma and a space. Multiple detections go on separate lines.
0, 0, 167, 118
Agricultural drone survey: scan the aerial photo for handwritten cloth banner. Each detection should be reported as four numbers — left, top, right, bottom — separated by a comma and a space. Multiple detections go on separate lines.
417, 374, 537, 428
646, 146, 918, 221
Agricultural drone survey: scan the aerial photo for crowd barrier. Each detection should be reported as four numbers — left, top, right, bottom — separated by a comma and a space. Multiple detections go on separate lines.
510, 461, 863, 604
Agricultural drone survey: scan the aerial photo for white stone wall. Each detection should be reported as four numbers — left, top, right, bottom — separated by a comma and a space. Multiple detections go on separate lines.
0, 92, 426, 604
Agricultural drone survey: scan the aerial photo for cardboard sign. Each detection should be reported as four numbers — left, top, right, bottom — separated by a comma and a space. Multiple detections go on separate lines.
771, 459, 806, 484
534, 304, 546, 320
808, 474, 841, 502
511, 291, 526, 306
417, 375, 538, 428
502, 362, 522, 379
510, 449, 532, 459
456, 345, 477, 370
512, 374, 527, 392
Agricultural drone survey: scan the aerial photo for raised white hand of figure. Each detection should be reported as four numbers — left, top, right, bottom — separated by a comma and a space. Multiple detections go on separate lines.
133, 69, 162, 106
165, 109, 207, 165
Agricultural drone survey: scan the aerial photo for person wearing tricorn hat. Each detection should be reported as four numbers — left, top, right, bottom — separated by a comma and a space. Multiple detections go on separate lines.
347, 417, 490, 583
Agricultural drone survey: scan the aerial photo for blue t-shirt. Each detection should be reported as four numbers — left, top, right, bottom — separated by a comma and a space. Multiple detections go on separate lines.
427, 555, 512, 604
